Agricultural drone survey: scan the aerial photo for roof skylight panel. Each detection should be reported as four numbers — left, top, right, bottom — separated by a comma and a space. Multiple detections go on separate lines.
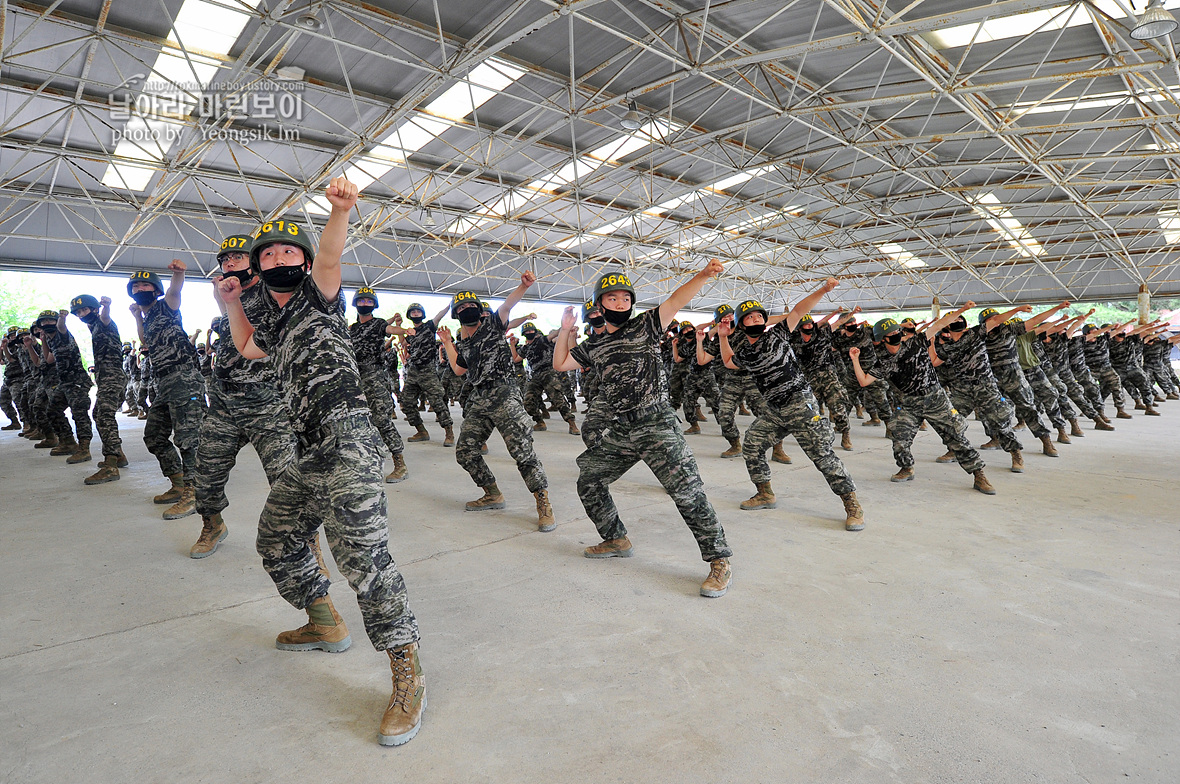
971, 193, 1045, 258
878, 242, 927, 268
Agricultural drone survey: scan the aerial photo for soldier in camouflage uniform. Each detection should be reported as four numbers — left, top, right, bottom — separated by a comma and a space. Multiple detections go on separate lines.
24, 323, 59, 447
1014, 321, 1073, 442
716, 283, 864, 531
666, 322, 691, 413
218, 178, 424, 747
1082, 322, 1133, 418
67, 294, 130, 483
851, 305, 997, 495
979, 302, 1068, 457
129, 263, 208, 518
349, 286, 415, 474
136, 348, 152, 415
439, 278, 555, 532
517, 321, 579, 435
832, 314, 892, 428
38, 309, 94, 462
791, 310, 854, 451
399, 301, 455, 444
1143, 332, 1180, 398
1041, 310, 1113, 432
678, 321, 721, 433
930, 313, 1027, 472
1, 327, 28, 431
121, 344, 140, 415
1110, 323, 1162, 414
554, 263, 734, 598
576, 300, 612, 449
700, 304, 769, 459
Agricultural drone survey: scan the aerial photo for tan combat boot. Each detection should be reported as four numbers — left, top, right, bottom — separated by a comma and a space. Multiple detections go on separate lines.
276, 595, 352, 653
584, 536, 633, 558
1056, 426, 1071, 445
1145, 404, 1161, 416
566, 417, 581, 436
973, 470, 996, 495
862, 415, 882, 427
66, 439, 92, 464
1010, 450, 1024, 473
407, 424, 430, 442
378, 642, 426, 746
35, 432, 60, 449
738, 402, 751, 416
855, 404, 865, 420
683, 422, 701, 435
918, 421, 928, 431
532, 420, 547, 432
695, 405, 707, 422
153, 473, 185, 504
840, 430, 853, 451
740, 481, 776, 510
442, 426, 454, 447
841, 492, 865, 532
465, 483, 506, 511
1, 420, 21, 431
891, 466, 915, 483
979, 437, 1000, 450
1039, 433, 1059, 457
189, 513, 228, 559
1069, 418, 1085, 438
116, 448, 129, 468
385, 452, 408, 484
162, 485, 197, 520
1116, 407, 1133, 419
935, 450, 956, 463
84, 456, 121, 485
137, 410, 147, 420
1093, 416, 1114, 431
49, 432, 77, 456
535, 489, 555, 532
1133, 400, 1145, 411
700, 558, 731, 598
771, 441, 792, 464
719, 437, 742, 459
309, 532, 331, 579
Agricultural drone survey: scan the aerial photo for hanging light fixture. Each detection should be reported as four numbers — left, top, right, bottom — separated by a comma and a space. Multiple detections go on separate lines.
620, 100, 642, 131
422, 208, 436, 227
1131, 0, 1177, 40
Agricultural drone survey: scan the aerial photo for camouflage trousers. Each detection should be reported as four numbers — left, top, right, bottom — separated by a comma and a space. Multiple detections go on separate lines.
1071, 363, 1104, 413
890, 387, 983, 473
1023, 365, 1067, 429
257, 412, 418, 651
29, 376, 52, 433
456, 380, 547, 493
742, 389, 855, 495
1054, 365, 1098, 420
808, 366, 851, 435
92, 371, 127, 457
992, 364, 1050, 438
11, 376, 32, 427
668, 362, 688, 410
1148, 359, 1177, 394
682, 369, 721, 425
441, 366, 463, 403
359, 367, 403, 457
47, 376, 94, 442
400, 365, 453, 429
1114, 363, 1152, 404
144, 368, 207, 484
137, 377, 150, 410
840, 368, 891, 421
581, 394, 613, 450
576, 406, 731, 563
0, 377, 20, 424
1091, 365, 1127, 409
524, 369, 573, 423
1042, 366, 1077, 422
124, 377, 137, 411
947, 378, 1021, 453
195, 381, 298, 518
718, 373, 765, 441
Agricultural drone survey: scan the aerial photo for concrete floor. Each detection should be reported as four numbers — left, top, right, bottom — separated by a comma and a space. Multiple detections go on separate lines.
1, 401, 1177, 783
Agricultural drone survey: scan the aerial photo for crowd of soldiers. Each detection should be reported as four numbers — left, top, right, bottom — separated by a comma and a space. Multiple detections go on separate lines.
3, 176, 1178, 748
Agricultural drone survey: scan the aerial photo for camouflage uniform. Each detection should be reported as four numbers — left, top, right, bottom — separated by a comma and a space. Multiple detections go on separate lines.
28, 344, 57, 436
678, 335, 721, 424
790, 323, 851, 435
520, 334, 574, 423
399, 318, 453, 431
350, 316, 404, 457
141, 299, 206, 484
1067, 335, 1103, 413
1083, 334, 1127, 408
1044, 334, 1099, 420
1143, 337, 1177, 395
83, 316, 128, 459
571, 309, 730, 563
832, 323, 892, 422
1017, 334, 1068, 430
45, 326, 94, 443
935, 326, 1022, 453
878, 334, 984, 474
251, 276, 418, 651
1110, 335, 1152, 405
454, 312, 548, 493
985, 321, 1051, 439
2, 337, 28, 426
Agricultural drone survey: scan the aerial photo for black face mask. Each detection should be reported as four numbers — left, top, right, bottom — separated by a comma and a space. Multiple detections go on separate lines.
902, 326, 916, 334
356, 305, 375, 316
800, 325, 814, 334
745, 324, 766, 336
456, 307, 481, 325
885, 333, 902, 345
602, 308, 632, 326
79, 312, 99, 325
843, 324, 857, 331
132, 291, 158, 307
260, 265, 306, 293
222, 268, 253, 286
948, 318, 967, 332
41, 324, 57, 335
409, 315, 424, 324
588, 315, 605, 328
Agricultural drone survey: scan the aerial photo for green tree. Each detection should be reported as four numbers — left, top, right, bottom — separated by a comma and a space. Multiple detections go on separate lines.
0, 272, 53, 330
